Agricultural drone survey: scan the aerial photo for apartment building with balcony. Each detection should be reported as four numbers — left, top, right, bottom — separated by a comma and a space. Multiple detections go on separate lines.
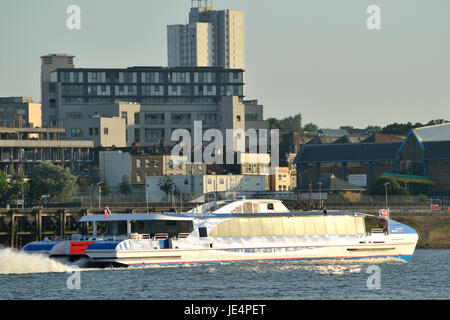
0, 127, 95, 178
0, 97, 42, 128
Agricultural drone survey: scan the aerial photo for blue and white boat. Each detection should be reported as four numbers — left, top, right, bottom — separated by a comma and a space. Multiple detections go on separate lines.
76, 199, 418, 267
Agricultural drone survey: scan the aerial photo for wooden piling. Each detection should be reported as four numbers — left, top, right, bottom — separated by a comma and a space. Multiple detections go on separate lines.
10, 211, 15, 248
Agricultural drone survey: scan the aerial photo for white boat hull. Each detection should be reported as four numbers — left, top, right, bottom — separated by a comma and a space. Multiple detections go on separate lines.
86, 234, 418, 267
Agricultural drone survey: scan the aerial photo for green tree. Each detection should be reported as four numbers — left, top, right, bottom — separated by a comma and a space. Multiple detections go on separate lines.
78, 180, 90, 196
381, 122, 416, 135
0, 170, 10, 206
119, 175, 131, 195
30, 163, 78, 200
6, 173, 30, 206
101, 180, 111, 196
282, 113, 302, 133
267, 117, 284, 132
268, 113, 302, 134
157, 175, 175, 198
379, 120, 449, 136
424, 119, 449, 126
370, 177, 410, 196
303, 122, 319, 133
365, 125, 382, 134
417, 194, 428, 202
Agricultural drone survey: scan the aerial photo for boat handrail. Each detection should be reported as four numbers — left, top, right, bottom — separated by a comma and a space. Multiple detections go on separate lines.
178, 232, 190, 239
154, 233, 169, 239
49, 234, 92, 242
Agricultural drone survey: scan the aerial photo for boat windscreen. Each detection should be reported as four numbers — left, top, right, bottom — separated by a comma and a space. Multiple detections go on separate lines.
104, 221, 128, 236
131, 220, 193, 238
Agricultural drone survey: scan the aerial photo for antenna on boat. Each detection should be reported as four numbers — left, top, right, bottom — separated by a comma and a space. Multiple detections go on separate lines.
180, 192, 183, 213
171, 188, 177, 213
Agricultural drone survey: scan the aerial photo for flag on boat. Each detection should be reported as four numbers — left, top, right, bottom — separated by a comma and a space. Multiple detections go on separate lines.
378, 208, 389, 220
104, 207, 111, 218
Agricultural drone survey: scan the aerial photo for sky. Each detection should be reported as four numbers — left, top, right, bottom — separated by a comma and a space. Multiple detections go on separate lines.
0, 0, 449, 128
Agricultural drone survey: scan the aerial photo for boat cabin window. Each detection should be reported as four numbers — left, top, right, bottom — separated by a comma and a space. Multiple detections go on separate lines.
105, 221, 128, 236
267, 203, 274, 210
209, 215, 366, 237
198, 227, 208, 238
243, 202, 253, 213
132, 220, 193, 238
231, 205, 242, 213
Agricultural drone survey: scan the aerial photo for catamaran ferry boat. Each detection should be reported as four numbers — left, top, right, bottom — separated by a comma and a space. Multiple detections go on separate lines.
22, 199, 418, 267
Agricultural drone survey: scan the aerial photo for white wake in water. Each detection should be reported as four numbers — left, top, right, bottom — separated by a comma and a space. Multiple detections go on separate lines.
0, 247, 72, 274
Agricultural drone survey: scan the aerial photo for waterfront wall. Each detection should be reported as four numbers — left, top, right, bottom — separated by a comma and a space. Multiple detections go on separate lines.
390, 215, 450, 249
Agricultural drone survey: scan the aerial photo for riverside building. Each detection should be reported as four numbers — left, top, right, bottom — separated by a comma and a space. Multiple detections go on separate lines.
293, 123, 450, 197
40, 57, 268, 149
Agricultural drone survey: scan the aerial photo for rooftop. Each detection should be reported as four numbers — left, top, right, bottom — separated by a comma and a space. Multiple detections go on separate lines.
318, 128, 349, 136
56, 66, 244, 72
332, 135, 368, 144
423, 140, 450, 160
361, 132, 405, 143
0, 127, 65, 133
0, 97, 34, 103
297, 173, 365, 192
294, 142, 402, 163
412, 123, 450, 142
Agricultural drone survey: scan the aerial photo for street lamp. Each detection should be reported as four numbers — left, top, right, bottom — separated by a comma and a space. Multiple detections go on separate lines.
41, 195, 50, 208
146, 183, 149, 214
318, 181, 323, 208
97, 181, 104, 209
20, 178, 30, 209
383, 182, 390, 209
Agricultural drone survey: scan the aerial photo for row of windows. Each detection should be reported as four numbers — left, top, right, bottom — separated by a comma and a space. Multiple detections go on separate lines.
142, 113, 218, 125
136, 158, 159, 168
61, 96, 228, 105
144, 128, 164, 143
61, 84, 241, 97
71, 127, 108, 137
209, 216, 366, 237
66, 112, 83, 119
300, 161, 395, 168
136, 158, 184, 170
60, 71, 244, 84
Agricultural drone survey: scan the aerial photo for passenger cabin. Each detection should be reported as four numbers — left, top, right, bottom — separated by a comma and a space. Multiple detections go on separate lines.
80, 213, 194, 240
187, 199, 290, 214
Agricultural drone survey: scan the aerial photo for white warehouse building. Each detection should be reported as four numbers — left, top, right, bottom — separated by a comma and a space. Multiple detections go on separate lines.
145, 174, 267, 203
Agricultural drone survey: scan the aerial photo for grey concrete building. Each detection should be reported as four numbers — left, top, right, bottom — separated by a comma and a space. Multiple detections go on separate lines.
40, 54, 75, 127
40, 57, 268, 150
40, 62, 246, 126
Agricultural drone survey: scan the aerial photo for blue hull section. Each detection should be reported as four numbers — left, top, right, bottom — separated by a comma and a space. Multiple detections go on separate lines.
22, 241, 59, 253
85, 240, 122, 251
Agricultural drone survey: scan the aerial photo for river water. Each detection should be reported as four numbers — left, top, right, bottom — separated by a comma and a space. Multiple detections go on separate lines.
0, 248, 448, 300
